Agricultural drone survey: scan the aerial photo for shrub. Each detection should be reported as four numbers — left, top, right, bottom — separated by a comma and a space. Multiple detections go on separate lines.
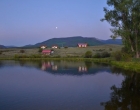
112, 51, 132, 61
0, 51, 2, 55
20, 49, 25, 53
93, 53, 101, 58
51, 49, 54, 51
111, 51, 122, 61
14, 54, 28, 58
38, 48, 43, 53
101, 51, 111, 58
109, 48, 112, 51
53, 55, 61, 58
30, 54, 41, 58
85, 51, 92, 58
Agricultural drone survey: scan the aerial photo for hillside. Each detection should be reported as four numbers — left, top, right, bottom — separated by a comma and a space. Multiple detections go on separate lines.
34, 36, 103, 47
0, 45, 6, 49
101, 39, 122, 45
22, 36, 122, 48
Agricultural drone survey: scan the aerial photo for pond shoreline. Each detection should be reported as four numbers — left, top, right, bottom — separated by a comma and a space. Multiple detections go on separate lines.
0, 57, 140, 73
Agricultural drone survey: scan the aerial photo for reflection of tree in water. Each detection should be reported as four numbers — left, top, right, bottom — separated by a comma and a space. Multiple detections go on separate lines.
19, 61, 26, 66
101, 67, 140, 110
0, 61, 3, 68
84, 61, 92, 70
94, 62, 109, 67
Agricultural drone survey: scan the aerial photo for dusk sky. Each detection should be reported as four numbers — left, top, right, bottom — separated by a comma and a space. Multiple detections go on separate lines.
0, 0, 112, 46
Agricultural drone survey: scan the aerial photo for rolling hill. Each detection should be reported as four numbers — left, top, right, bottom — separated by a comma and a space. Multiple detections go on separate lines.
0, 45, 6, 49
22, 36, 122, 48
101, 39, 122, 45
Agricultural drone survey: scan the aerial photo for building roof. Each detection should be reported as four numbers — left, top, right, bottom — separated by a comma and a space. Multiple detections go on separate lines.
42, 50, 51, 53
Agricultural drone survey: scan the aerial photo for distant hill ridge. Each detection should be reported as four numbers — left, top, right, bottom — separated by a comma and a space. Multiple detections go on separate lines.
1, 36, 122, 48
0, 45, 6, 49
31, 36, 122, 48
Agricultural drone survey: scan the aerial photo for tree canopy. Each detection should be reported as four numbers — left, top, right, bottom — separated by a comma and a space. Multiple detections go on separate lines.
102, 0, 140, 58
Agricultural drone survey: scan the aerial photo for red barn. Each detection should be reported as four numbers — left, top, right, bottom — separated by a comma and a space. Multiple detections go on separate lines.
42, 50, 51, 55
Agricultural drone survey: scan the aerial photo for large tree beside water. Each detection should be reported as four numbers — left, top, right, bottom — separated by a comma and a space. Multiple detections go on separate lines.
102, 0, 140, 58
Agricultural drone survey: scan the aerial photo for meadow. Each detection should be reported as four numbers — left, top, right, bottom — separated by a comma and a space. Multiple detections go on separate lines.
0, 44, 122, 58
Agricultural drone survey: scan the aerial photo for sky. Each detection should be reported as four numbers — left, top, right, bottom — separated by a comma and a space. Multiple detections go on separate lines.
0, 0, 112, 46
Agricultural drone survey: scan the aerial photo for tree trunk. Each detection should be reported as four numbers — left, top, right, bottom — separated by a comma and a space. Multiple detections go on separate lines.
135, 30, 139, 58
129, 37, 134, 52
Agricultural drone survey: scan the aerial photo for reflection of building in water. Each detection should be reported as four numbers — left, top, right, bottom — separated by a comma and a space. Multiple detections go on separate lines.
41, 62, 58, 71
41, 62, 51, 70
52, 65, 58, 71
78, 66, 87, 72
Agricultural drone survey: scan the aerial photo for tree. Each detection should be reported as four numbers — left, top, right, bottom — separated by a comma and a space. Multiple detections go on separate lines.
101, 0, 140, 58
20, 49, 25, 53
101, 68, 140, 109
85, 51, 92, 58
38, 48, 43, 53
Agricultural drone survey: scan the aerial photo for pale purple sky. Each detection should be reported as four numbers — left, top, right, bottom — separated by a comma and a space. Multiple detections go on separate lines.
0, 0, 112, 46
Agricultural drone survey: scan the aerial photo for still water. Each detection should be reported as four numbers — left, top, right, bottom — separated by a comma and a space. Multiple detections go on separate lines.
0, 60, 139, 110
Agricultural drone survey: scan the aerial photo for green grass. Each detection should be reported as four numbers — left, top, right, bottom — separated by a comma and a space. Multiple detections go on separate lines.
111, 61, 140, 73
0, 44, 122, 58
3, 45, 140, 73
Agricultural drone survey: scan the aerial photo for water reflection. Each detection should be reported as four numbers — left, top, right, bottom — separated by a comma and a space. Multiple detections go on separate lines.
39, 61, 111, 75
0, 60, 138, 110
78, 66, 87, 72
101, 67, 140, 110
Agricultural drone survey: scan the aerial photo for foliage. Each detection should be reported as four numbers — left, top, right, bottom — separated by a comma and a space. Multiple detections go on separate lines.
38, 48, 43, 53
64, 46, 68, 49
20, 49, 25, 53
52, 55, 61, 58
85, 51, 92, 58
101, 51, 111, 58
93, 52, 111, 58
93, 53, 101, 58
0, 51, 2, 55
112, 51, 132, 61
101, 71, 140, 109
109, 48, 112, 51
102, 0, 140, 58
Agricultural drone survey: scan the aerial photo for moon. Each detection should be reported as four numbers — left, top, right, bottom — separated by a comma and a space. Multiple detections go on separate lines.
56, 27, 58, 29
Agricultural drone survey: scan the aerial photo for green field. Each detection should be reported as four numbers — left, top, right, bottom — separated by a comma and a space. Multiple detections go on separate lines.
0, 44, 122, 58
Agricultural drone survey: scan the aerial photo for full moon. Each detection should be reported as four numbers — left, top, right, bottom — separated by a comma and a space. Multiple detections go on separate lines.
56, 27, 58, 29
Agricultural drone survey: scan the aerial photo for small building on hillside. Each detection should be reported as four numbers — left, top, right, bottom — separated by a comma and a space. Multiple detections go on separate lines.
42, 50, 52, 55
40, 45, 46, 49
52, 45, 58, 49
78, 43, 87, 48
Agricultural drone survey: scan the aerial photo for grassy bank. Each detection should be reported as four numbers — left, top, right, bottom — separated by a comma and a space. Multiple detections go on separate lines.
111, 61, 140, 73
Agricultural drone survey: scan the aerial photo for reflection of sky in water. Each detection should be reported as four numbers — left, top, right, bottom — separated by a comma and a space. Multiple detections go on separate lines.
0, 61, 124, 110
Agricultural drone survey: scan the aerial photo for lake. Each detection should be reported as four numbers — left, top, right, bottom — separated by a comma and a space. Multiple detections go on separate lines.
0, 60, 139, 110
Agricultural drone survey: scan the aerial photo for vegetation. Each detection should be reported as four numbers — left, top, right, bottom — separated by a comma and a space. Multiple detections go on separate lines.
20, 49, 25, 53
85, 51, 92, 58
38, 48, 43, 53
93, 51, 111, 58
102, 0, 140, 58
1, 45, 140, 73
